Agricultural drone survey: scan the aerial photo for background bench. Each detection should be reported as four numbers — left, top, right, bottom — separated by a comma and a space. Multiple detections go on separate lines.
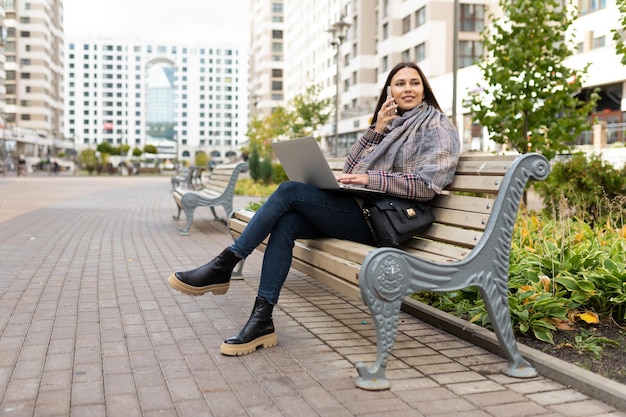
172, 161, 248, 236
229, 153, 550, 390
170, 166, 206, 191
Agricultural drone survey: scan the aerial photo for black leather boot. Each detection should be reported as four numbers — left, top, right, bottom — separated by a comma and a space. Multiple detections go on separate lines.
168, 248, 241, 296
220, 296, 277, 356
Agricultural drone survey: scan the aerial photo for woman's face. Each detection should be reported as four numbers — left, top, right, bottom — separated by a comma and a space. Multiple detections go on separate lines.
389, 67, 424, 114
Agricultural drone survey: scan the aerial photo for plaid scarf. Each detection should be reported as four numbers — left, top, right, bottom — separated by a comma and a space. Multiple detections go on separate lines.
351, 102, 459, 194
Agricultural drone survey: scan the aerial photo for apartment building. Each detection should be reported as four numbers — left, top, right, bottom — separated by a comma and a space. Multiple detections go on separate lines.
249, 0, 285, 118
1, 0, 66, 163
258, 0, 624, 156
64, 38, 248, 164
0, 5, 6, 137
276, 0, 493, 155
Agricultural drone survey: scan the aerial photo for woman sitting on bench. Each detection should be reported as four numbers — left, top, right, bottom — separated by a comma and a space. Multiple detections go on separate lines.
167, 62, 461, 356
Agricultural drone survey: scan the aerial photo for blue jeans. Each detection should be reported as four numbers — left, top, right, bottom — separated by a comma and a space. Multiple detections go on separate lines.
229, 181, 376, 304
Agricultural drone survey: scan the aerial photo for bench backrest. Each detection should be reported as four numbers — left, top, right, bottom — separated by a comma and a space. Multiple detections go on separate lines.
328, 155, 518, 264
203, 163, 247, 193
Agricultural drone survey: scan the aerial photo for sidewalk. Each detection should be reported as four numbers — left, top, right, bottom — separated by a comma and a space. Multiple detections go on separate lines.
0, 174, 624, 417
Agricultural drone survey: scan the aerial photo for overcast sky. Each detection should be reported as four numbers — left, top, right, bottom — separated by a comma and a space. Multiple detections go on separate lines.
63, 0, 251, 46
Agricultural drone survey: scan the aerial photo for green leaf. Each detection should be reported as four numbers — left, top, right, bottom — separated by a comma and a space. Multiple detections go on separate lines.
553, 277, 576, 291
532, 327, 556, 344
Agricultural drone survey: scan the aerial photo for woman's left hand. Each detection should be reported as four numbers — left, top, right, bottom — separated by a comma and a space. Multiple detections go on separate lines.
336, 174, 369, 185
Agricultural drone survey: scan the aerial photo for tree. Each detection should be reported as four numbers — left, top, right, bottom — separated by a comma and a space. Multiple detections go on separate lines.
245, 84, 332, 158
78, 149, 97, 174
96, 141, 113, 155
248, 143, 261, 182
289, 84, 333, 138
613, 0, 626, 64
195, 150, 208, 167
469, 0, 599, 160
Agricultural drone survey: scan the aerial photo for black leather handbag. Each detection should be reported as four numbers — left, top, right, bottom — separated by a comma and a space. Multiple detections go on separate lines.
362, 196, 435, 247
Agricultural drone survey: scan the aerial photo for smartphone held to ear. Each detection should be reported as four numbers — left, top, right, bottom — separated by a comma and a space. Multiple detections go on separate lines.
386, 86, 397, 114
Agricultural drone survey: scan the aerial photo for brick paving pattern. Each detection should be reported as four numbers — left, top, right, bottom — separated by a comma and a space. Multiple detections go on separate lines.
0, 175, 624, 417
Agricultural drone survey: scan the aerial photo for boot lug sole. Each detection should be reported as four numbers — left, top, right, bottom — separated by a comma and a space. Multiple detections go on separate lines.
219, 333, 278, 356
168, 274, 230, 296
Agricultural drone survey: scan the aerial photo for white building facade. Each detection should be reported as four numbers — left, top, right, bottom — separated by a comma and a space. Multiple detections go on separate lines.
0, 0, 67, 167
64, 38, 249, 164
259, 0, 625, 158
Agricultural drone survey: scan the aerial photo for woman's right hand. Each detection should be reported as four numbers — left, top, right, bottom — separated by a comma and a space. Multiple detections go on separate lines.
374, 97, 398, 133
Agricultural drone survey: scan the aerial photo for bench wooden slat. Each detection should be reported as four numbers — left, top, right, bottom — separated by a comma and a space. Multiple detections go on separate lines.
294, 243, 361, 286
210, 171, 237, 180
430, 207, 489, 230
446, 174, 504, 193
430, 194, 495, 214
454, 158, 515, 176
203, 183, 230, 193
300, 238, 372, 265
401, 239, 470, 262
419, 223, 483, 248
328, 156, 516, 175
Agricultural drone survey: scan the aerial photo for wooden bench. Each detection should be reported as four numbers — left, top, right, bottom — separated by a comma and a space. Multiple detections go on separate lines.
170, 166, 206, 191
172, 161, 248, 236
229, 153, 550, 390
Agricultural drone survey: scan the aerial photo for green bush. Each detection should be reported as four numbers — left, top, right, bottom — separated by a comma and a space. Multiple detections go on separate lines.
413, 210, 626, 344
533, 153, 626, 226
249, 143, 261, 182
195, 150, 208, 167
272, 162, 288, 183
96, 141, 113, 155
259, 157, 273, 184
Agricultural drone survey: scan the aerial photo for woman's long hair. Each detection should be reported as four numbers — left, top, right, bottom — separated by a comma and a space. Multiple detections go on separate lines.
371, 62, 442, 125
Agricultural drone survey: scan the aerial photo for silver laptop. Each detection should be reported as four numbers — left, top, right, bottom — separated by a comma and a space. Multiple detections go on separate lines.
272, 136, 384, 194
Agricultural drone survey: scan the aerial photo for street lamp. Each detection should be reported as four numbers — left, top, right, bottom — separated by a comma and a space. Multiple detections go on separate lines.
327, 15, 351, 157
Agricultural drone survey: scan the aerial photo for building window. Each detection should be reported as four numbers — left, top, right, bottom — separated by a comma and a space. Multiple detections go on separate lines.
402, 16, 411, 34
272, 81, 283, 91
593, 35, 605, 49
272, 2, 283, 13
402, 49, 410, 62
415, 7, 426, 28
272, 68, 283, 77
579, 0, 607, 15
382, 23, 389, 40
460, 4, 485, 32
272, 42, 283, 52
459, 40, 483, 68
415, 43, 426, 62
272, 30, 283, 39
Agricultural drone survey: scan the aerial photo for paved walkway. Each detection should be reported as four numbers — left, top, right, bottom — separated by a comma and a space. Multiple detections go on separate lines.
0, 173, 624, 417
